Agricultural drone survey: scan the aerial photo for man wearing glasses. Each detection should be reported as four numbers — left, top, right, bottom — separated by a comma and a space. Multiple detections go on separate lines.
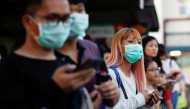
0, 0, 96, 108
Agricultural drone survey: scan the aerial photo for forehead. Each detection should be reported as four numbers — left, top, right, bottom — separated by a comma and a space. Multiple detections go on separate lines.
147, 39, 158, 45
41, 0, 70, 14
148, 61, 158, 68
70, 3, 85, 12
127, 34, 141, 41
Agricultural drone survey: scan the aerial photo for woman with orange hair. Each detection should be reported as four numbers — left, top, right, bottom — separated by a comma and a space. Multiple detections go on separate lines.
105, 28, 160, 109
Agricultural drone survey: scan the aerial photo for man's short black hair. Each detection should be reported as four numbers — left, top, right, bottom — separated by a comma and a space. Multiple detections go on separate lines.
18, 0, 43, 17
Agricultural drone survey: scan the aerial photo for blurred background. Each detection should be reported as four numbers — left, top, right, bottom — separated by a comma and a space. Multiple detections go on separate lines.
0, 0, 190, 105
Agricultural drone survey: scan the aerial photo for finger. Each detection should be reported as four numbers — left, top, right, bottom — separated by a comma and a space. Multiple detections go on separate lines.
150, 94, 157, 104
72, 68, 95, 80
71, 69, 96, 87
152, 92, 159, 103
96, 80, 113, 92
77, 69, 96, 81
75, 68, 96, 76
155, 90, 160, 96
57, 64, 76, 72
102, 89, 118, 99
90, 90, 99, 98
93, 92, 102, 104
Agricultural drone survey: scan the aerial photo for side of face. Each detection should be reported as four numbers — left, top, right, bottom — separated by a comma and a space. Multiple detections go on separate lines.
145, 40, 158, 57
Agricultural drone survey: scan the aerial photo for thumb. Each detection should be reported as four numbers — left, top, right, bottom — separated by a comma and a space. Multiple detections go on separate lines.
57, 64, 76, 73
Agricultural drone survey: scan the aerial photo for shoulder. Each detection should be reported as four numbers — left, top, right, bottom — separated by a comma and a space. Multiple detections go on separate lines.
108, 66, 121, 80
0, 53, 18, 64
78, 39, 98, 49
0, 53, 19, 74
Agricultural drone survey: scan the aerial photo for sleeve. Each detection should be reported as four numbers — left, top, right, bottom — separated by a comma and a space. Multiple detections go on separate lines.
106, 69, 146, 109
163, 90, 172, 103
0, 58, 25, 108
171, 60, 180, 71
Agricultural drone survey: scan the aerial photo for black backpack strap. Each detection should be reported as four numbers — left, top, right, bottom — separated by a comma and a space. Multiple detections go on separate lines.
110, 66, 128, 99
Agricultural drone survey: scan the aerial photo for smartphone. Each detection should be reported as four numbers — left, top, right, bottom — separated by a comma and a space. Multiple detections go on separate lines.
147, 91, 163, 106
96, 73, 111, 85
166, 71, 180, 79
75, 59, 111, 91
74, 59, 104, 72
167, 79, 177, 83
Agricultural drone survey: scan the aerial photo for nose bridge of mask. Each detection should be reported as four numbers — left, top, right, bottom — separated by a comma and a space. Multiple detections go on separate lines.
125, 44, 138, 53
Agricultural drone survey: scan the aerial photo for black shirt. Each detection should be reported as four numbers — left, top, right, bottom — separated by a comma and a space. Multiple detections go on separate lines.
0, 53, 82, 109
55, 41, 85, 66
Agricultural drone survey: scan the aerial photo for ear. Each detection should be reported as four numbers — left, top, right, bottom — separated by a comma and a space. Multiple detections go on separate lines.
22, 15, 39, 36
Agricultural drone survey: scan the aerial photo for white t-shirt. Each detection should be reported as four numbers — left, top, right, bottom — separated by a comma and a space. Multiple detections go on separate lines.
106, 67, 145, 109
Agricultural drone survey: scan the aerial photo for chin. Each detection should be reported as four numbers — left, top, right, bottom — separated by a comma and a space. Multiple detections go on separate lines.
152, 54, 157, 57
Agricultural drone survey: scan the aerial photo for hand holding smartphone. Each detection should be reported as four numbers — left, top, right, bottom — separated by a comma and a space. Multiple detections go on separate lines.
74, 59, 111, 91
147, 90, 162, 106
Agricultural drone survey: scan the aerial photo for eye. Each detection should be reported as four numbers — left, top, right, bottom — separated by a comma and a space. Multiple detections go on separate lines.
127, 40, 133, 43
60, 14, 70, 22
44, 13, 60, 22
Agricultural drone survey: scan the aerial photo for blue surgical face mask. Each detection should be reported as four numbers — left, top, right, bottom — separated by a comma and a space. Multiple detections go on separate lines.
36, 21, 71, 49
69, 12, 89, 39
124, 44, 143, 63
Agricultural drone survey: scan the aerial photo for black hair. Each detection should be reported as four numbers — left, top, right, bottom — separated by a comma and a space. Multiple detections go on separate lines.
18, 0, 43, 17
144, 58, 155, 72
142, 36, 159, 53
142, 36, 166, 74
158, 44, 166, 57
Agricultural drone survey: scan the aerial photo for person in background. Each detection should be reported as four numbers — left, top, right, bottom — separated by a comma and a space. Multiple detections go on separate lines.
105, 28, 160, 109
56, 0, 119, 108
144, 58, 168, 109
142, 36, 163, 73
158, 44, 183, 109
0, 0, 97, 108
143, 36, 173, 109
95, 38, 111, 58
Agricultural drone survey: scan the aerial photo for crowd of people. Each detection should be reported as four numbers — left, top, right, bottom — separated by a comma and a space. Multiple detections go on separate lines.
0, 0, 188, 109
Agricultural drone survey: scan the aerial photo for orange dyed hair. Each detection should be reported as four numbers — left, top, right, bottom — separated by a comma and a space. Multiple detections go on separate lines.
105, 28, 146, 92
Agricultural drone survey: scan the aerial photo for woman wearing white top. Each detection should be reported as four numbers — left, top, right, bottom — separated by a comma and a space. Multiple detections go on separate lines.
104, 28, 160, 109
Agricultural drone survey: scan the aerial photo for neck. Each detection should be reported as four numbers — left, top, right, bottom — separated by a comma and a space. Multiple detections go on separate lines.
58, 38, 78, 55
119, 60, 132, 76
145, 55, 153, 59
15, 34, 55, 60
58, 38, 78, 63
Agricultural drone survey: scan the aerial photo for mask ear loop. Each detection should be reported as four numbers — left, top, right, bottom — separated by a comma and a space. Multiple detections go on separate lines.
26, 15, 41, 40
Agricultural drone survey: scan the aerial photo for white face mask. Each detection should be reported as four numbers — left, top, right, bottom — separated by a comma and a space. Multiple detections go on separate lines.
69, 12, 89, 39
124, 44, 143, 63
36, 21, 71, 49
